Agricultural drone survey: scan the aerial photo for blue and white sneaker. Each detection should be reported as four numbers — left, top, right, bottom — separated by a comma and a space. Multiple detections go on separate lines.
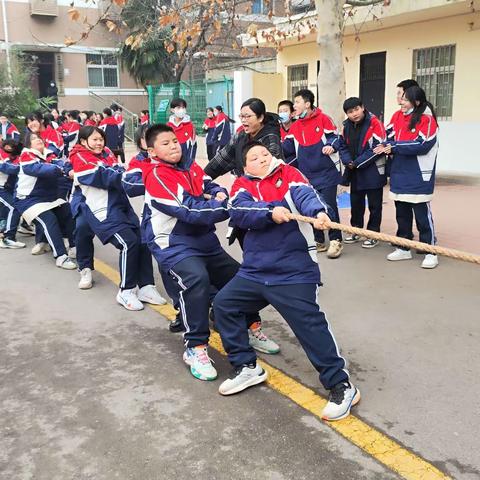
183, 345, 217, 381
321, 381, 361, 421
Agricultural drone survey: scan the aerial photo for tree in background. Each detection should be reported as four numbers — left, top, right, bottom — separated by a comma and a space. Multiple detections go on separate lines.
67, 0, 390, 122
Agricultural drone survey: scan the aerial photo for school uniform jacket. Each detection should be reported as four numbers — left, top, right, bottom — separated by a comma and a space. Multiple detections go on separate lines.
59, 121, 81, 155
70, 144, 138, 243
338, 112, 387, 191
114, 112, 125, 146
229, 159, 328, 285
0, 148, 20, 193
282, 108, 341, 189
203, 117, 216, 146
40, 125, 65, 158
14, 149, 67, 223
386, 108, 439, 197
121, 150, 152, 242
99, 117, 121, 151
1, 122, 20, 141
214, 111, 232, 148
167, 115, 197, 164
142, 157, 229, 271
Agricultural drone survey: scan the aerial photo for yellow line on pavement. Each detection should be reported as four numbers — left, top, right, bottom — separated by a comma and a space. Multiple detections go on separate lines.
94, 257, 450, 480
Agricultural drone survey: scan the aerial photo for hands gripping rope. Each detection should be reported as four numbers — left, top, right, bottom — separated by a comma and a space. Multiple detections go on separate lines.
285, 213, 480, 266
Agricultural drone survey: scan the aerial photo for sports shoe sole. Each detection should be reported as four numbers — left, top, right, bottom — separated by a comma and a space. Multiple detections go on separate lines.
219, 369, 268, 396
116, 295, 144, 311
0, 243, 25, 249
421, 263, 438, 269
249, 341, 280, 355
137, 295, 167, 305
321, 388, 361, 421
387, 255, 412, 261
183, 354, 217, 381
361, 242, 378, 249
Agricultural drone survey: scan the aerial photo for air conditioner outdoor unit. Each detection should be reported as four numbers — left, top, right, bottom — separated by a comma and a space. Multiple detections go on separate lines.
30, 0, 58, 17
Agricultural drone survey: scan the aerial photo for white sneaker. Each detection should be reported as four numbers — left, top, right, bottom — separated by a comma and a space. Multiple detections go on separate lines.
183, 345, 217, 381
68, 247, 76, 259
0, 238, 26, 249
17, 224, 35, 236
78, 268, 93, 289
116, 288, 144, 311
316, 242, 328, 252
31, 242, 51, 255
387, 248, 412, 261
55, 254, 77, 270
421, 254, 439, 269
321, 381, 361, 421
137, 284, 167, 305
219, 364, 268, 395
344, 234, 361, 244
248, 322, 280, 354
327, 240, 343, 259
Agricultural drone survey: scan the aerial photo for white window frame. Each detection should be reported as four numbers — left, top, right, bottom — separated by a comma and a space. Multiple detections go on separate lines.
86, 53, 119, 88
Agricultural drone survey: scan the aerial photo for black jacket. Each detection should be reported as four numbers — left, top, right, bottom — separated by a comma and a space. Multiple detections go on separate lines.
204, 115, 283, 179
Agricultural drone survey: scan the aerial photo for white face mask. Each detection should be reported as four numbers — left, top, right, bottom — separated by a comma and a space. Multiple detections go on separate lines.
175, 108, 186, 119
278, 112, 291, 124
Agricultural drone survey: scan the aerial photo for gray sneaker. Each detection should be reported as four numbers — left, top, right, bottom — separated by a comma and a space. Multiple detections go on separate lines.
219, 364, 267, 395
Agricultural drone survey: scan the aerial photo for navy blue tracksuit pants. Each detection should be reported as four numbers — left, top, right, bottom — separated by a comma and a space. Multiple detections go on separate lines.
213, 276, 349, 390
395, 200, 436, 250
314, 185, 342, 243
0, 190, 20, 240
74, 211, 95, 270
168, 251, 260, 349
33, 204, 75, 258
108, 227, 154, 290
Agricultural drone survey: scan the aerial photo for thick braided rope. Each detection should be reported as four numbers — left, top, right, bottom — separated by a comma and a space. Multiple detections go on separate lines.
286, 213, 480, 266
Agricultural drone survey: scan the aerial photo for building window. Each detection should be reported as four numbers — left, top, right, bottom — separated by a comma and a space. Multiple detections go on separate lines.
86, 53, 119, 88
252, 0, 268, 15
412, 44, 455, 120
288, 64, 308, 100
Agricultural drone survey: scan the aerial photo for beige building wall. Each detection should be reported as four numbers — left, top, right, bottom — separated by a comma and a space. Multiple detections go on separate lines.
275, 9, 480, 122
252, 72, 284, 112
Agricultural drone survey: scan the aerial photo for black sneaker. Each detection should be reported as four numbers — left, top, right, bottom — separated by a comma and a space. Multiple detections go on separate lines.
321, 381, 361, 421
169, 312, 185, 333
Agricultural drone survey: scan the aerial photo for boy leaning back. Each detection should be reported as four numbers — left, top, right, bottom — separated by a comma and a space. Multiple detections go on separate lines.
213, 142, 360, 421
142, 124, 261, 382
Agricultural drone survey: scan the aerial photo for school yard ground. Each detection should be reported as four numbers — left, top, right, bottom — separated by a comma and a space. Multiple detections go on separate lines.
1, 142, 479, 480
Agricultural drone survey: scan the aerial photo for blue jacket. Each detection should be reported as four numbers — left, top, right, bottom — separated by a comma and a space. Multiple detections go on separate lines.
339, 112, 387, 191
0, 149, 20, 193
214, 112, 232, 149
143, 157, 228, 271
122, 150, 151, 243
14, 149, 68, 221
70, 144, 138, 243
282, 108, 341, 189
229, 159, 328, 285
386, 109, 439, 196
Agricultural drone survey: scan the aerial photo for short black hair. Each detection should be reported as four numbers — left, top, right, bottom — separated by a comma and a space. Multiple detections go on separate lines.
397, 79, 419, 91
242, 140, 268, 165
343, 97, 363, 113
68, 110, 80, 121
103, 108, 112, 117
1, 138, 22, 156
170, 98, 187, 109
145, 123, 175, 148
135, 123, 149, 150
293, 89, 315, 107
277, 100, 294, 113
25, 111, 43, 125
141, 109, 149, 115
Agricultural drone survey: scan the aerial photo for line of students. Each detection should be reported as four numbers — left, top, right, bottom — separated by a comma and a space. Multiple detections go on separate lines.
274, 80, 439, 269
203, 105, 234, 161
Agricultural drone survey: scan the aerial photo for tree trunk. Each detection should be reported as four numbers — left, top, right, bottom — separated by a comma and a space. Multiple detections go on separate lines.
314, 0, 346, 128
